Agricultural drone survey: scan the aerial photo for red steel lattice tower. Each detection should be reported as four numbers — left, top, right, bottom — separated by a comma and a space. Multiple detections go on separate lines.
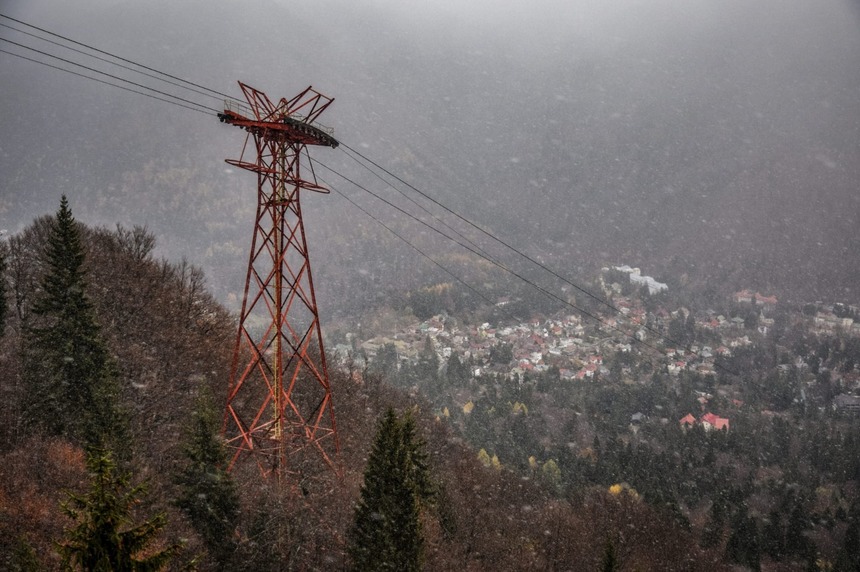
218, 82, 339, 477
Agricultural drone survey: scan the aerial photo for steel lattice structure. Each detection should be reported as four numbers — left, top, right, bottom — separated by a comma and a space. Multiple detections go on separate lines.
218, 82, 338, 477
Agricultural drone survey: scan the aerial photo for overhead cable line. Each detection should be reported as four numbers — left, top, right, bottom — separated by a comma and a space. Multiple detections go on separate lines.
340, 145, 496, 264
313, 158, 669, 365
0, 47, 213, 116
0, 21, 225, 103
320, 171, 628, 351
340, 143, 632, 316
0, 13, 231, 100
320, 176, 525, 325
0, 36, 219, 114
339, 142, 705, 362
338, 145, 742, 376
0, 15, 737, 375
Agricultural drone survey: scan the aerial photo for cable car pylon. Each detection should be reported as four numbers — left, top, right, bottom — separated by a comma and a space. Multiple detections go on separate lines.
218, 82, 339, 479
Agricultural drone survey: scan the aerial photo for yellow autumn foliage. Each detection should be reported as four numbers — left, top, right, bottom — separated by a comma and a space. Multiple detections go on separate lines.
541, 459, 562, 488
419, 282, 452, 296
608, 482, 640, 500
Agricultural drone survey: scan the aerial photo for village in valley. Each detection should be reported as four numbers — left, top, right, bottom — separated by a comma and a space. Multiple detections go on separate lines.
338, 264, 860, 454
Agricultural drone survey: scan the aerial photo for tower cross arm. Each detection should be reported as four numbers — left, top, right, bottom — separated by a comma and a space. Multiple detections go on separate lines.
218, 109, 338, 148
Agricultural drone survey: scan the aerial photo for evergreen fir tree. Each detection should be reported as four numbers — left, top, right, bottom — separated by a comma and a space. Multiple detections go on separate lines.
58, 449, 180, 571
369, 342, 399, 381
8, 537, 40, 572
601, 537, 620, 572
445, 352, 469, 386
0, 244, 7, 337
174, 388, 240, 566
22, 196, 124, 451
399, 410, 435, 503
725, 507, 761, 571
834, 503, 860, 572
785, 501, 812, 558
349, 408, 433, 572
416, 336, 439, 384
761, 509, 785, 561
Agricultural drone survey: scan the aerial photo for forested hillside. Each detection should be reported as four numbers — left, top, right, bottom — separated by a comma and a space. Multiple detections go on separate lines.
0, 201, 731, 570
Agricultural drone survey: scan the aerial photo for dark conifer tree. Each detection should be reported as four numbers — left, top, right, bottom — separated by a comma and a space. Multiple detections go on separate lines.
416, 336, 439, 384
21, 196, 124, 451
445, 352, 470, 386
601, 537, 620, 572
349, 408, 433, 572
0, 244, 7, 337
725, 507, 761, 571
399, 410, 434, 503
369, 342, 399, 381
174, 388, 240, 566
834, 502, 860, 572
785, 500, 812, 556
761, 509, 785, 561
58, 449, 180, 571
8, 537, 40, 572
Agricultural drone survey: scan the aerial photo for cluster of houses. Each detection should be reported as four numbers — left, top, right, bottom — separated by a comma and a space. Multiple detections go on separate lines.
350, 293, 773, 387
335, 271, 860, 427
353, 312, 605, 381
812, 304, 860, 334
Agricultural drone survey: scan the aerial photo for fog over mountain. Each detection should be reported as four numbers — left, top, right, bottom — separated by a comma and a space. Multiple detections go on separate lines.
2, 0, 859, 315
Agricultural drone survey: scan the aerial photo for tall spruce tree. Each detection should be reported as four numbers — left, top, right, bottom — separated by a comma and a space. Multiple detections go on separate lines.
834, 502, 860, 572
349, 408, 433, 572
174, 388, 240, 566
725, 507, 761, 571
22, 196, 123, 450
601, 537, 620, 572
58, 449, 180, 571
0, 243, 7, 337
8, 537, 40, 572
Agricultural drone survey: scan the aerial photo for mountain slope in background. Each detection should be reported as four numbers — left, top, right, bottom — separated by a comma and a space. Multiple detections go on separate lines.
2, 0, 859, 314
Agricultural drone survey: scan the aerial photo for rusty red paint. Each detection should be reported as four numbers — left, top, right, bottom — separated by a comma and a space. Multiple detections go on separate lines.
220, 82, 339, 479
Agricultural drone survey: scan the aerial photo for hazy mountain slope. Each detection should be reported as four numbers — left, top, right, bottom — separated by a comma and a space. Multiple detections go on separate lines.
2, 0, 859, 312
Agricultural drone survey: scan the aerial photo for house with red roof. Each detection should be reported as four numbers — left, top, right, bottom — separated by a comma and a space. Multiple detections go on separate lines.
700, 412, 730, 432
680, 412, 730, 432
679, 413, 697, 429
754, 293, 778, 308
734, 289, 754, 304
